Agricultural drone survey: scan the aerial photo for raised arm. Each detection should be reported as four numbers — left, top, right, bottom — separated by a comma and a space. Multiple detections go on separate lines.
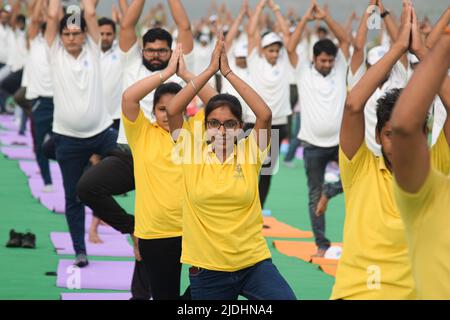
28, 0, 44, 41
119, 0, 144, 52
286, 3, 314, 68
247, 0, 266, 55
378, 0, 399, 43
81, 0, 100, 43
314, 3, 351, 59
167, 38, 222, 139
118, 0, 129, 16
350, 1, 374, 74
225, 0, 247, 52
220, 44, 272, 148
391, 37, 450, 193
268, 0, 290, 43
168, 0, 193, 54
340, 2, 411, 160
122, 44, 182, 122
425, 6, 450, 49
44, 0, 60, 47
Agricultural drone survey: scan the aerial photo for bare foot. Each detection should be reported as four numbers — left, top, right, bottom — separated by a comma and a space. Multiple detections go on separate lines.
311, 248, 327, 258
88, 231, 103, 244
315, 194, 329, 217
132, 236, 142, 262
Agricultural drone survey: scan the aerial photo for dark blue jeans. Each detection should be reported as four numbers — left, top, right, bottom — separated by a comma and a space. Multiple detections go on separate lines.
303, 143, 343, 250
285, 112, 301, 162
189, 259, 296, 300
32, 97, 54, 185
54, 127, 117, 255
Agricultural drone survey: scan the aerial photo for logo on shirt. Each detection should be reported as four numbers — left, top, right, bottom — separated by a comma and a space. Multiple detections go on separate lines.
83, 60, 89, 68
234, 164, 244, 179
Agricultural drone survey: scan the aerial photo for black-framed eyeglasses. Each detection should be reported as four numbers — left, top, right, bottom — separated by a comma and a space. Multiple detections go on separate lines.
142, 48, 171, 56
206, 119, 239, 130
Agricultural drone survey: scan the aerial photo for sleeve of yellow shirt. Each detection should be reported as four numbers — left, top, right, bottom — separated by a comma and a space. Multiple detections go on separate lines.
431, 131, 450, 175
122, 109, 147, 150
339, 143, 371, 189
247, 130, 271, 170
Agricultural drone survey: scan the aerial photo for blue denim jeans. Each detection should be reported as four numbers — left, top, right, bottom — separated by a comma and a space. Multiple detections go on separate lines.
54, 127, 117, 255
32, 97, 54, 185
189, 259, 297, 300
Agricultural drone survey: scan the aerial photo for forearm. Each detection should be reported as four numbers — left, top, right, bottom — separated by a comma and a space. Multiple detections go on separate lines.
271, 5, 290, 39
248, 3, 264, 38
287, 17, 307, 53
426, 8, 450, 49
383, 14, 399, 43
121, 0, 144, 29
324, 15, 351, 46
392, 38, 450, 134
179, 71, 218, 105
82, 0, 99, 42
168, 0, 193, 53
225, 11, 245, 50
118, 0, 129, 16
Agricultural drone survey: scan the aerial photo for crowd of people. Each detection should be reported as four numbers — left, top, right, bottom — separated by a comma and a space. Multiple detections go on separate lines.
0, 0, 449, 300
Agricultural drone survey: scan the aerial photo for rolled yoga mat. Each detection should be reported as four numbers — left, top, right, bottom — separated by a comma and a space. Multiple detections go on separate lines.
56, 259, 134, 290
50, 232, 133, 257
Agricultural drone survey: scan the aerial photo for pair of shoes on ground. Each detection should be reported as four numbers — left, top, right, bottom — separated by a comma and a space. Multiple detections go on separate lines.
6, 229, 36, 249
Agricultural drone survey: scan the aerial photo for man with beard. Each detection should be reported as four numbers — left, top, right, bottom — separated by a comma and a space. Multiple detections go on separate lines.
76, 0, 194, 300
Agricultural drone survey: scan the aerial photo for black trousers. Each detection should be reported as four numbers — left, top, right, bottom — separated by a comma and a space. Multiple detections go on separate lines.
243, 124, 288, 208
139, 237, 190, 300
76, 148, 152, 299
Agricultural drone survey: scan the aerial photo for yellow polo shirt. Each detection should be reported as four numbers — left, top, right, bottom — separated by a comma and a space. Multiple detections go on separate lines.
176, 124, 272, 272
394, 132, 450, 300
332, 143, 416, 300
123, 110, 183, 239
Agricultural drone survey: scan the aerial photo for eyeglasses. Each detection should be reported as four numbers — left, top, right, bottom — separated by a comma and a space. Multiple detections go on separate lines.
142, 48, 171, 56
206, 119, 240, 130
61, 31, 83, 38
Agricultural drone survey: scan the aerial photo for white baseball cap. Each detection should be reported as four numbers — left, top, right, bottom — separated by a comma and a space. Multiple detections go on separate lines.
261, 32, 283, 49
199, 34, 210, 43
234, 42, 248, 58
367, 45, 389, 66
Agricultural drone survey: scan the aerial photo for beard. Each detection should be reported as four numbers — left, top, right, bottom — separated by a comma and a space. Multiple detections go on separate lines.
142, 57, 169, 72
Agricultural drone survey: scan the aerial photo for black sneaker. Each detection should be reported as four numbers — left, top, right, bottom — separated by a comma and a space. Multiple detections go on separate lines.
22, 232, 36, 249
74, 254, 89, 268
6, 229, 24, 248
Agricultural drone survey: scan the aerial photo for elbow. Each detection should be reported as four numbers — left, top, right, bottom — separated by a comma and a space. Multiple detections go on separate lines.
260, 107, 272, 123
344, 96, 362, 114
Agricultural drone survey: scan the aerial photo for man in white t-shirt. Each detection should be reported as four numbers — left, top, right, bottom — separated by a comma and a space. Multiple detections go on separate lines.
245, 0, 294, 210
76, 0, 193, 298
44, 0, 117, 268
287, 2, 351, 257
98, 17, 123, 130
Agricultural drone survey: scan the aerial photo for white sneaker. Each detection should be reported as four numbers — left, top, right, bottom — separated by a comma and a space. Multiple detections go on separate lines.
42, 185, 54, 193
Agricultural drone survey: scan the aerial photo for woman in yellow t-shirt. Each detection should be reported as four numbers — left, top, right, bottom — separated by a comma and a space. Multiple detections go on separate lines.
166, 35, 296, 300
121, 44, 217, 300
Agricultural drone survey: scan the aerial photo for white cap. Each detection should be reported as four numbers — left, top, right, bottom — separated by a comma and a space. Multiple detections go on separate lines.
367, 45, 389, 66
234, 42, 248, 58
408, 53, 419, 64
261, 32, 283, 48
3, 4, 12, 12
199, 34, 210, 43
324, 246, 342, 260
209, 15, 218, 22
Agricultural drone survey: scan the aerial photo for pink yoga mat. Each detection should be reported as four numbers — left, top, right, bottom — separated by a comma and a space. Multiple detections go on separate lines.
0, 134, 32, 146
19, 160, 61, 178
56, 259, 134, 290
1, 146, 35, 160
28, 177, 64, 200
51, 232, 133, 257
39, 193, 93, 215
60, 292, 132, 300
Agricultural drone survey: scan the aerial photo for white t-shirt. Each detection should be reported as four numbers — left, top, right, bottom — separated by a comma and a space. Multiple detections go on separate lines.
432, 98, 447, 146
297, 50, 349, 147
0, 23, 13, 64
117, 41, 190, 144
247, 48, 292, 125
348, 60, 408, 155
48, 35, 112, 138
7, 29, 27, 72
221, 51, 253, 123
101, 41, 123, 120
26, 35, 54, 100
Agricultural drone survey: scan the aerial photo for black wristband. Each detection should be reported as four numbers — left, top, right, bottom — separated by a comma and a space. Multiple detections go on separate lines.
381, 11, 390, 18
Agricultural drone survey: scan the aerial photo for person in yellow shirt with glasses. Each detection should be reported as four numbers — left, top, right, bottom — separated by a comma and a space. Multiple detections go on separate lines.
391, 35, 450, 300
121, 44, 216, 300
165, 34, 296, 300
332, 1, 448, 300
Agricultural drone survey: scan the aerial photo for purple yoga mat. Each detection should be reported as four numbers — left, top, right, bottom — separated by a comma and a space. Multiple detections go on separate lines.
1, 146, 35, 160
56, 259, 134, 290
51, 232, 133, 257
19, 160, 61, 178
295, 147, 304, 160
28, 177, 64, 199
85, 214, 121, 235
60, 292, 132, 300
39, 193, 93, 215
0, 134, 32, 146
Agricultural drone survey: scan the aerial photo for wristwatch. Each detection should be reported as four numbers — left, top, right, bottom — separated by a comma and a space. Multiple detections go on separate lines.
381, 10, 390, 18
